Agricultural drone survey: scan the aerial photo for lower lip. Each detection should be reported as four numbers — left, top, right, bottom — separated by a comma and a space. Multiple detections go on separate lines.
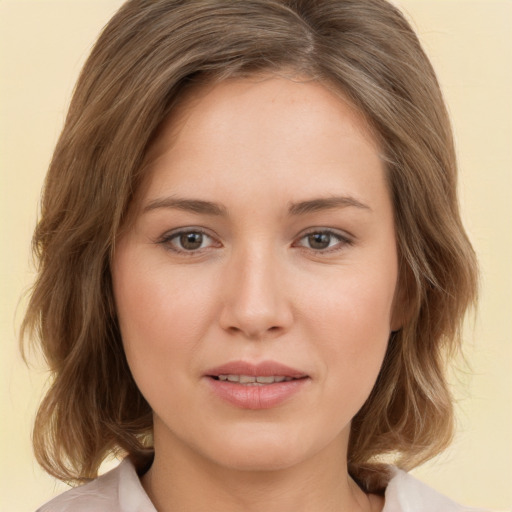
205, 377, 309, 409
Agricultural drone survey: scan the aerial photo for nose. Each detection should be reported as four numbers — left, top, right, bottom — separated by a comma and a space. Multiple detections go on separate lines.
218, 246, 293, 340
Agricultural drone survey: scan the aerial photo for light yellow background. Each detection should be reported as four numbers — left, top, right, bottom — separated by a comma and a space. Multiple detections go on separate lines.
1, 1, 510, 510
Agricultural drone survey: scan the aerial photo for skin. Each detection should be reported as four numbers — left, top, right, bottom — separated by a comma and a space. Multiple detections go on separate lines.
112, 75, 400, 512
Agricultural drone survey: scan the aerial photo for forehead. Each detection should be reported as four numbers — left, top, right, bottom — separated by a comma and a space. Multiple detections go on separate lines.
145, 73, 380, 168
135, 75, 387, 215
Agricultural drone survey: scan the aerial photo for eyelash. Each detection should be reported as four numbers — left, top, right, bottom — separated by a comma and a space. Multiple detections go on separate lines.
293, 229, 353, 253
157, 228, 218, 255
157, 228, 353, 255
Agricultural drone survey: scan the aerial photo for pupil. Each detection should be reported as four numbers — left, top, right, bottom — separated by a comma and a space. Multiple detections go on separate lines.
308, 233, 330, 249
180, 232, 203, 250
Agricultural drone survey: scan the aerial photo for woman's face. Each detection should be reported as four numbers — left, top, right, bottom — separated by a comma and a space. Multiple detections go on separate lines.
112, 76, 400, 472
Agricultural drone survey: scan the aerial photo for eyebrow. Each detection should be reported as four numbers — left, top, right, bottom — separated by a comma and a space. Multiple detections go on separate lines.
143, 197, 226, 216
288, 196, 371, 215
142, 195, 370, 216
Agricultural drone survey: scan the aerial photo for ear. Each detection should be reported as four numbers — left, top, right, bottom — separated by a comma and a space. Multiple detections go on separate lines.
390, 265, 416, 332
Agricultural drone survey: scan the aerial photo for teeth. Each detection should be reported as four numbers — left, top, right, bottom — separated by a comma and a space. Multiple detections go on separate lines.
255, 376, 274, 384
217, 375, 294, 384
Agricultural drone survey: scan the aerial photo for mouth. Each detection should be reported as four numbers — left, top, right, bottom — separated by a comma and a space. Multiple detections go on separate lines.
204, 361, 310, 409
211, 374, 301, 385
205, 360, 308, 382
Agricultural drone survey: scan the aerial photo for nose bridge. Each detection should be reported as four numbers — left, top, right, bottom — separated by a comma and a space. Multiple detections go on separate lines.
219, 241, 291, 338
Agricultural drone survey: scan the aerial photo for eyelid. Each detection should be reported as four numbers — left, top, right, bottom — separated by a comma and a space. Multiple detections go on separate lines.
155, 226, 353, 255
156, 226, 221, 254
293, 228, 354, 253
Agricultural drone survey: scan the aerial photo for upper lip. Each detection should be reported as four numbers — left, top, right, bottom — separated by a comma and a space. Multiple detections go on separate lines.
205, 360, 308, 379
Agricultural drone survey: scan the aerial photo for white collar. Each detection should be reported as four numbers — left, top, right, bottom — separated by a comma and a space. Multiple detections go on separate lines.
37, 458, 487, 512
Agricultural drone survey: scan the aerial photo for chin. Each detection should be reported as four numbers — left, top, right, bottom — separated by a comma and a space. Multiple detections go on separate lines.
201, 424, 336, 473
213, 446, 304, 472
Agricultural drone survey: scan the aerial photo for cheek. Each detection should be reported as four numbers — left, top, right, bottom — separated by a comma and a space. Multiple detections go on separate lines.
298, 263, 396, 397
300, 265, 396, 339
111, 246, 216, 395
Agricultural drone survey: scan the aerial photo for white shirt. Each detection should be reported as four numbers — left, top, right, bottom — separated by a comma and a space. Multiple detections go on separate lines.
36, 458, 487, 512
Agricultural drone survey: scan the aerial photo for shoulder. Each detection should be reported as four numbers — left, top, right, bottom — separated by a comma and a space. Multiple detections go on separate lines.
383, 467, 489, 512
35, 459, 156, 512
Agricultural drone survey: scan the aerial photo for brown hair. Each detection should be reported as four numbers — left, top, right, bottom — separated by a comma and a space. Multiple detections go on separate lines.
22, 0, 477, 493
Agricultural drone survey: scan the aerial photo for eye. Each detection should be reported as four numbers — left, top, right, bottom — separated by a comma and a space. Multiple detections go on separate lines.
159, 229, 219, 253
295, 230, 352, 252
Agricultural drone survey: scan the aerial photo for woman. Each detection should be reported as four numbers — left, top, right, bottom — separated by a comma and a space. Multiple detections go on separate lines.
22, 0, 481, 510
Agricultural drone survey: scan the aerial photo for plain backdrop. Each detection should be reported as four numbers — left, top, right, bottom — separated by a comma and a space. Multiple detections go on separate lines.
1, 1, 511, 510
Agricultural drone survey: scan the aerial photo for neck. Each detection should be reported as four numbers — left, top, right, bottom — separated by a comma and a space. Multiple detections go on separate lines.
141, 423, 382, 512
